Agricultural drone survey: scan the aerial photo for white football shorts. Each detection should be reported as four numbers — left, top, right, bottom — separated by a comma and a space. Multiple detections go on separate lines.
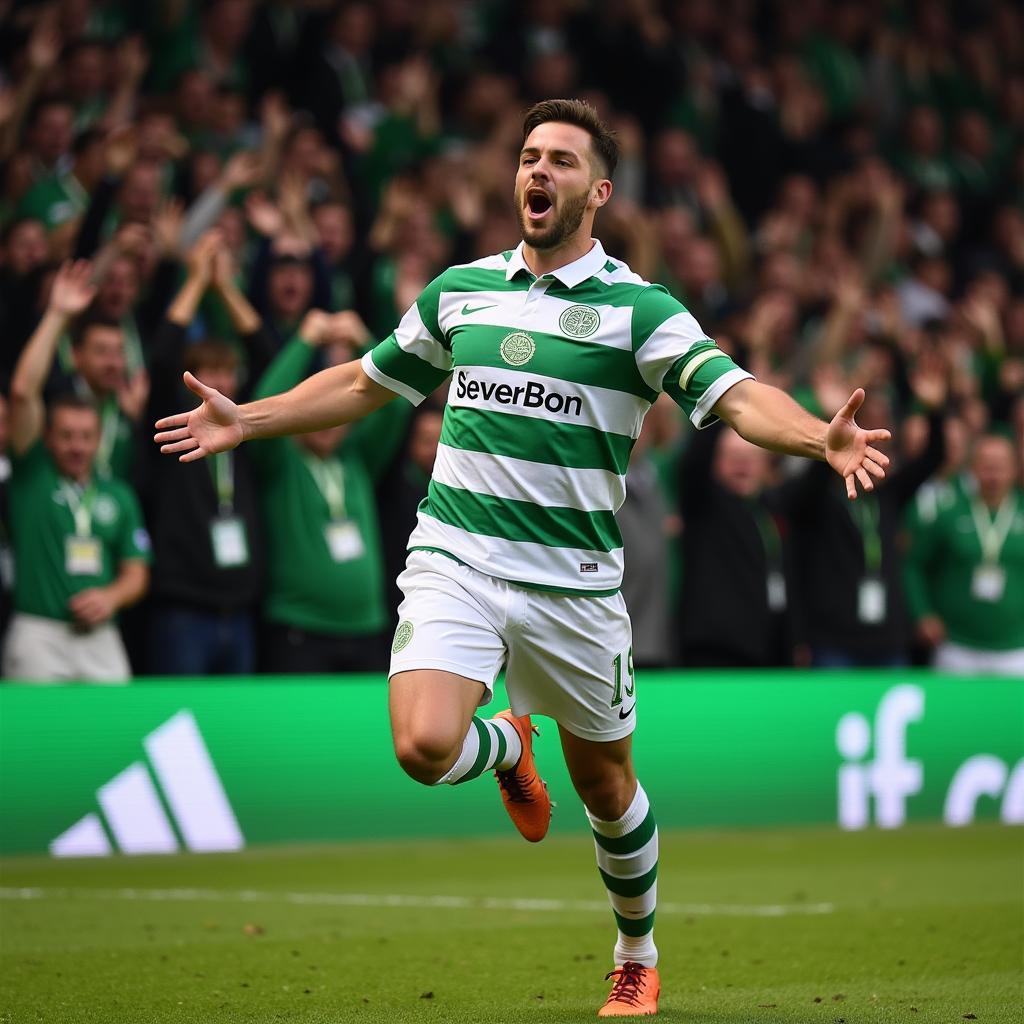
389, 549, 637, 742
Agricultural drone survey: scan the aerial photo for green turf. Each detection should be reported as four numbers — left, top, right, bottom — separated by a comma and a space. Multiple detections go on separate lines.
1, 824, 1020, 1023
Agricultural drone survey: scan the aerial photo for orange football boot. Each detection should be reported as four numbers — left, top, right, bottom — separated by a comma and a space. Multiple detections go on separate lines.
597, 962, 660, 1017
493, 710, 551, 842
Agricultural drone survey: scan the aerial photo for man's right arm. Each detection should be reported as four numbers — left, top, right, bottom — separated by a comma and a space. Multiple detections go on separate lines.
157, 273, 453, 463
155, 337, 397, 462
9, 260, 96, 454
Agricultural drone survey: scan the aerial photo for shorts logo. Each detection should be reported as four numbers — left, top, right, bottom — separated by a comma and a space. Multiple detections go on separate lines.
580, 562, 599, 573
392, 621, 414, 653
559, 305, 600, 338
499, 332, 536, 366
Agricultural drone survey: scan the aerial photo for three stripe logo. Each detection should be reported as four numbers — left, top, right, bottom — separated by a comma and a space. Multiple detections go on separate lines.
49, 710, 244, 858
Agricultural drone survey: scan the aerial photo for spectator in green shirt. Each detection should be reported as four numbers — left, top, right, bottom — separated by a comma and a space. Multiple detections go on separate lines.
4, 262, 151, 682
18, 255, 148, 482
250, 309, 408, 673
905, 434, 1024, 675
16, 128, 105, 235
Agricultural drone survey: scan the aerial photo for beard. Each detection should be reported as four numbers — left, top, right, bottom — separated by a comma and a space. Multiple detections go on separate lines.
516, 187, 590, 250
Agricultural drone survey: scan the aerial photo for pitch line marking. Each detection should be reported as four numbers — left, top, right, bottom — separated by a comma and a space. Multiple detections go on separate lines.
0, 887, 834, 917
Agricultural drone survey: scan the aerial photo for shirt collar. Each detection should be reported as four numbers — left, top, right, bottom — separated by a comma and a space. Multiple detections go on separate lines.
505, 239, 608, 289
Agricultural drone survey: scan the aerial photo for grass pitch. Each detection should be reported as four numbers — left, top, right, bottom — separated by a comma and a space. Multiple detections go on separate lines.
1, 824, 1019, 1023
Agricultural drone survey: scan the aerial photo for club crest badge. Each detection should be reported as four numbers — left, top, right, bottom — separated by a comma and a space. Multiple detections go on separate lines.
559, 305, 600, 338
500, 332, 536, 366
392, 621, 414, 653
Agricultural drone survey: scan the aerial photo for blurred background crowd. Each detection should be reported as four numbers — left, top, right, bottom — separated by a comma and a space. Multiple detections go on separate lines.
0, 0, 1022, 682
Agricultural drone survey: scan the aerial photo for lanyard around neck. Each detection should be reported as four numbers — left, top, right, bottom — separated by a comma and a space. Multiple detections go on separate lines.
851, 495, 882, 574
96, 400, 119, 474
750, 502, 781, 565
303, 453, 346, 520
209, 451, 235, 511
970, 496, 1017, 565
59, 479, 97, 536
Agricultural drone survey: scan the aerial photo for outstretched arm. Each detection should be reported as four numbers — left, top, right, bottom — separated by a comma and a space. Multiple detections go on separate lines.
154, 331, 396, 463
713, 378, 891, 499
9, 261, 96, 453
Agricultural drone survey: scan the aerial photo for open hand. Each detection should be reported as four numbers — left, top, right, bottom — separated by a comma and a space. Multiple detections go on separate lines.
825, 388, 892, 499
154, 373, 244, 463
49, 260, 97, 316
245, 191, 284, 237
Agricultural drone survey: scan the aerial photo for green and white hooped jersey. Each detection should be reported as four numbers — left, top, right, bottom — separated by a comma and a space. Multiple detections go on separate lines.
361, 240, 752, 595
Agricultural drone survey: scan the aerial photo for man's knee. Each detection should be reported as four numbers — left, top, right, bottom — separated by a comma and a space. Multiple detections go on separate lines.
392, 728, 460, 786
576, 770, 637, 822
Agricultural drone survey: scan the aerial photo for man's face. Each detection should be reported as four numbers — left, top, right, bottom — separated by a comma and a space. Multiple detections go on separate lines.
269, 261, 313, 319
712, 429, 770, 497
45, 407, 100, 480
96, 258, 140, 319
5, 220, 48, 276
119, 164, 161, 223
972, 437, 1017, 502
74, 326, 126, 395
313, 204, 353, 264
31, 105, 73, 166
515, 122, 605, 251
67, 44, 106, 98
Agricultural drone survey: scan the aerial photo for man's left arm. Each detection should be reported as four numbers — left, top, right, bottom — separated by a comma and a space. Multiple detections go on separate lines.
713, 378, 891, 500
631, 287, 891, 501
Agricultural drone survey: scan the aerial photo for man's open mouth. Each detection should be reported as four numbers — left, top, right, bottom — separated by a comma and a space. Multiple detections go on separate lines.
526, 188, 553, 219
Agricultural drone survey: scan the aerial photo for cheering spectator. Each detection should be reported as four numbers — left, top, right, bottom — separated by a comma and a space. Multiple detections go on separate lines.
904, 434, 1024, 675
247, 310, 406, 673
781, 366, 948, 667
143, 230, 276, 675
19, 259, 146, 481
676, 421, 795, 668
5, 261, 150, 682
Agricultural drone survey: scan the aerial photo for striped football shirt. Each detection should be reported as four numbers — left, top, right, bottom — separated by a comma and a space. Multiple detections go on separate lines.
361, 240, 753, 595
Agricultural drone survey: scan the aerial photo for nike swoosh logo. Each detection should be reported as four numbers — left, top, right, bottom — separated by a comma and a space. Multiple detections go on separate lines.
618, 704, 635, 720
462, 303, 497, 315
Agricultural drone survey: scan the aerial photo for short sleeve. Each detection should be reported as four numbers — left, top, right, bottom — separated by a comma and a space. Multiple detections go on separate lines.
663, 350, 753, 429
631, 285, 752, 429
112, 483, 153, 563
10, 440, 49, 482
361, 272, 453, 405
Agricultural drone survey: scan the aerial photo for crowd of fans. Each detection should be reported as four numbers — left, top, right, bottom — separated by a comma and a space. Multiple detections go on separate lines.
0, 0, 1022, 682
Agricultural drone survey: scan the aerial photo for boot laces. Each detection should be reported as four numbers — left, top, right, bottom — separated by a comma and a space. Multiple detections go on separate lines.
494, 722, 540, 804
604, 962, 648, 1007
495, 766, 534, 803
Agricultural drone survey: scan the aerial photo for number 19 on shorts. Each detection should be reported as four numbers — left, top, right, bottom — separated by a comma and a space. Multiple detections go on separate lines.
611, 647, 635, 708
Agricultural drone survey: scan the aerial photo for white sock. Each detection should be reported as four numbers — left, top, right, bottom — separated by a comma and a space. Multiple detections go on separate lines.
587, 783, 659, 967
435, 716, 522, 785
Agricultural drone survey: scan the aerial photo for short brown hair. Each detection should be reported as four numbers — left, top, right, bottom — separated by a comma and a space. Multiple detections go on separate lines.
45, 393, 99, 429
184, 339, 240, 375
522, 99, 618, 178
70, 313, 121, 350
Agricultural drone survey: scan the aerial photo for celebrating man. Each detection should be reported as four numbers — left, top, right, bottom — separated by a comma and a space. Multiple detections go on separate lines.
156, 99, 890, 1016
